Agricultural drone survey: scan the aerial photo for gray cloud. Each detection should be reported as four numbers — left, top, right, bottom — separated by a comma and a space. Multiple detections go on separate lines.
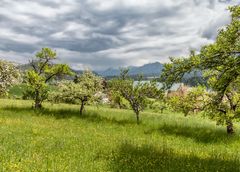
0, 0, 238, 70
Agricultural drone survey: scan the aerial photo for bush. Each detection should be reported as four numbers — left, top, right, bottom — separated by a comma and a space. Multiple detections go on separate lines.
149, 100, 168, 113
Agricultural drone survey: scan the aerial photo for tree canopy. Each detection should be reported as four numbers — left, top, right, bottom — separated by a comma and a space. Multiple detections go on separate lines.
0, 60, 20, 97
26, 48, 72, 108
160, 5, 240, 134
52, 70, 103, 115
110, 69, 163, 124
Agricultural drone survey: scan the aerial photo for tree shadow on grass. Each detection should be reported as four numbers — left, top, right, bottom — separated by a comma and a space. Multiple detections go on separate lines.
109, 143, 240, 172
2, 106, 135, 126
144, 123, 239, 144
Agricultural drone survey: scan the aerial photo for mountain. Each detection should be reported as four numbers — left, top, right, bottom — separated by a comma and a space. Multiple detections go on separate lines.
97, 62, 164, 77
97, 67, 120, 76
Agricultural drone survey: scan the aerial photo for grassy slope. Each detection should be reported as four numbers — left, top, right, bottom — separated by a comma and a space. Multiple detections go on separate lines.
0, 99, 240, 171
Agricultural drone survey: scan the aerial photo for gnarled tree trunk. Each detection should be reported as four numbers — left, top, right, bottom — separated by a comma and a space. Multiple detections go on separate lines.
34, 101, 42, 109
79, 96, 88, 115
34, 90, 42, 109
227, 120, 234, 134
80, 101, 85, 115
136, 111, 140, 124
131, 102, 140, 124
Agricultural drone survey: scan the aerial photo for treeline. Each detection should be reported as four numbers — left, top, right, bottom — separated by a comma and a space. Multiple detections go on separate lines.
0, 47, 164, 125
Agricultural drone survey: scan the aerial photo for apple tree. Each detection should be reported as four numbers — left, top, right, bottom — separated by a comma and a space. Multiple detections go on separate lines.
26, 48, 72, 108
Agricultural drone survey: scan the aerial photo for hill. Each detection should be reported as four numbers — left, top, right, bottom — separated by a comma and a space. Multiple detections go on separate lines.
97, 62, 163, 77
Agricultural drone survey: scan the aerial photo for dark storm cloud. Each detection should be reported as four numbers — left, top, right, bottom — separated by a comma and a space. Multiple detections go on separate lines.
47, 37, 119, 52
0, 0, 238, 70
0, 38, 37, 53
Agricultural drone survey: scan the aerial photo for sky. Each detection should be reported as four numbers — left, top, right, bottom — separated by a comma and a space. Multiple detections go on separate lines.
0, 0, 239, 70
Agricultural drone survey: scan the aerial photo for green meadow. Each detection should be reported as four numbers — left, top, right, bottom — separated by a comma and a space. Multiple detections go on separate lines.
0, 99, 240, 171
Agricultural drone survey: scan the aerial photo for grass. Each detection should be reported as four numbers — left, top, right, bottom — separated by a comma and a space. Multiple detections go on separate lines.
0, 99, 240, 171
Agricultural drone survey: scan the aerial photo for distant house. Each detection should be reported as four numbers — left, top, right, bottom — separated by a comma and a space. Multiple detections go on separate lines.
167, 83, 190, 98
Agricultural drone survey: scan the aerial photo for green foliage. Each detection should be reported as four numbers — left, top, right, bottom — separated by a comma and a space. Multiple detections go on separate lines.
0, 60, 20, 97
203, 81, 240, 134
167, 86, 207, 116
109, 69, 163, 124
51, 70, 103, 115
181, 73, 208, 87
8, 84, 28, 99
108, 90, 130, 109
161, 5, 240, 91
160, 6, 240, 133
148, 100, 168, 113
25, 48, 72, 108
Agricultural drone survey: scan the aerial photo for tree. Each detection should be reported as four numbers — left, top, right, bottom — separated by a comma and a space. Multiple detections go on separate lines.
160, 6, 240, 134
204, 81, 240, 134
108, 91, 126, 109
26, 48, 72, 109
110, 69, 163, 124
167, 86, 208, 116
52, 70, 103, 115
0, 60, 20, 97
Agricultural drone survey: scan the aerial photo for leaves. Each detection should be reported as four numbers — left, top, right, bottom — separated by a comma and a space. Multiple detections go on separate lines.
25, 48, 72, 108
51, 70, 103, 113
160, 5, 240, 132
109, 69, 163, 123
0, 60, 20, 96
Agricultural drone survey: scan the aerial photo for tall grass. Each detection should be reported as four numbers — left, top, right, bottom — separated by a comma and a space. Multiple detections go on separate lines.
0, 99, 239, 171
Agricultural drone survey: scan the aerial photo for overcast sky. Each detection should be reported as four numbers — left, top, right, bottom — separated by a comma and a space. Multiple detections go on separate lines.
0, 0, 239, 70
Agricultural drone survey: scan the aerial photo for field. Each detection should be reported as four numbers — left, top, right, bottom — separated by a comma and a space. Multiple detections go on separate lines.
0, 99, 240, 171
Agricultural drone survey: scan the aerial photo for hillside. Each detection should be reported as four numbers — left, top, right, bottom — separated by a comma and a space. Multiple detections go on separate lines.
97, 62, 163, 77
0, 99, 239, 171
